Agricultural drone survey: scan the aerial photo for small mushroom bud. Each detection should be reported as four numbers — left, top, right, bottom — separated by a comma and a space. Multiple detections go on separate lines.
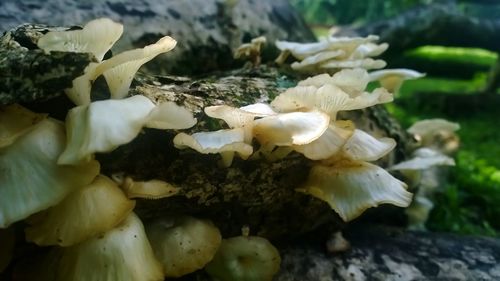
205, 235, 281, 281
145, 216, 222, 277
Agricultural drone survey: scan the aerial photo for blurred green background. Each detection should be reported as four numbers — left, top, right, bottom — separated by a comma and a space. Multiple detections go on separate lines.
291, 0, 500, 236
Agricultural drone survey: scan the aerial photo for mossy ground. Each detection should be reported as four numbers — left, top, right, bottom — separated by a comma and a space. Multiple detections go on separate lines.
386, 46, 500, 236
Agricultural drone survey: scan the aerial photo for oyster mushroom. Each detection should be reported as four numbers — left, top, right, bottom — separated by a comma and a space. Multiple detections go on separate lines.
145, 216, 222, 277
25, 175, 135, 246
369, 68, 425, 93
205, 235, 281, 281
0, 119, 100, 228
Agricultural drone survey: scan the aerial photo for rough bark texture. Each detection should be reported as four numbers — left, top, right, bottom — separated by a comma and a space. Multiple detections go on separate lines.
0, 0, 315, 75
0, 25, 93, 105
275, 224, 500, 281
343, 3, 500, 54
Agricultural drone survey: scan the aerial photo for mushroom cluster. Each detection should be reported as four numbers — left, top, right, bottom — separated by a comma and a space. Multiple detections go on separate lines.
390, 119, 460, 230
174, 67, 414, 221
2, 16, 426, 280
275, 35, 388, 73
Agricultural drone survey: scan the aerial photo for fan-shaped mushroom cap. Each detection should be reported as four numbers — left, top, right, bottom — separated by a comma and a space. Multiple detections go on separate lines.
145, 216, 222, 277
369, 68, 425, 93
271, 83, 392, 119
293, 120, 355, 160
319, 58, 386, 70
145, 101, 197, 130
58, 95, 154, 164
0, 104, 47, 147
290, 50, 345, 70
351, 42, 389, 59
389, 148, 455, 171
95, 36, 177, 99
25, 175, 135, 246
205, 235, 281, 281
298, 69, 370, 95
64, 62, 100, 105
119, 176, 180, 200
56, 212, 163, 281
342, 129, 397, 161
298, 159, 412, 221
58, 95, 195, 165
253, 110, 330, 146
407, 119, 460, 139
37, 18, 123, 62
204, 104, 275, 143
0, 119, 100, 228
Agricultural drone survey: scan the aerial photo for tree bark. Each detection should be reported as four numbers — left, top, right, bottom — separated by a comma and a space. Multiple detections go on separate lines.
345, 3, 500, 54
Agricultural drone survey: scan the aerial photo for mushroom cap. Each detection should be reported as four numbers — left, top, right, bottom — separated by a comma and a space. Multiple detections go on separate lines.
0, 104, 47, 148
369, 68, 425, 93
95, 36, 177, 99
342, 129, 397, 161
253, 110, 330, 146
57, 212, 163, 281
298, 159, 412, 221
57, 95, 156, 165
145, 101, 197, 130
64, 62, 100, 105
173, 128, 253, 159
37, 18, 123, 62
120, 176, 180, 199
0, 119, 100, 228
293, 120, 355, 160
298, 69, 371, 95
145, 216, 222, 277
25, 175, 135, 246
205, 235, 281, 281
319, 58, 387, 70
351, 42, 389, 59
290, 50, 345, 71
407, 118, 460, 138
389, 148, 455, 171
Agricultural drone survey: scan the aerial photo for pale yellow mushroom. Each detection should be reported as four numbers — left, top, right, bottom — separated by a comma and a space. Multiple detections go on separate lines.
120, 176, 180, 200
0, 104, 47, 147
25, 175, 135, 246
298, 158, 412, 221
369, 68, 425, 93
0, 119, 100, 228
145, 216, 222, 277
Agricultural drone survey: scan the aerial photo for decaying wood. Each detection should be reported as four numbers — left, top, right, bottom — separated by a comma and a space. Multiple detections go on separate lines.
1, 24, 411, 240
0, 24, 94, 105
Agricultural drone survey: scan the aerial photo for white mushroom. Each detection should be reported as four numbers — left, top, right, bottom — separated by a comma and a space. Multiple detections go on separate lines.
56, 212, 163, 281
25, 175, 135, 246
37, 18, 123, 62
173, 128, 253, 167
58, 95, 196, 165
369, 68, 425, 93
0, 119, 100, 228
298, 159, 412, 221
342, 129, 397, 161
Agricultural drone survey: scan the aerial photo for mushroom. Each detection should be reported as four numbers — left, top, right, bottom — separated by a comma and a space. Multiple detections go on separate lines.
25, 175, 135, 246
205, 235, 281, 281
118, 176, 180, 200
204, 103, 276, 143
407, 119, 460, 154
55, 212, 163, 281
145, 216, 222, 277
0, 119, 100, 228
252, 110, 330, 146
297, 159, 412, 221
37, 18, 124, 105
94, 36, 177, 99
298, 68, 371, 95
234, 36, 267, 66
58, 95, 196, 165
341, 129, 396, 161
173, 128, 253, 167
0, 104, 47, 147
369, 68, 425, 93
37, 18, 123, 62
293, 120, 355, 160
